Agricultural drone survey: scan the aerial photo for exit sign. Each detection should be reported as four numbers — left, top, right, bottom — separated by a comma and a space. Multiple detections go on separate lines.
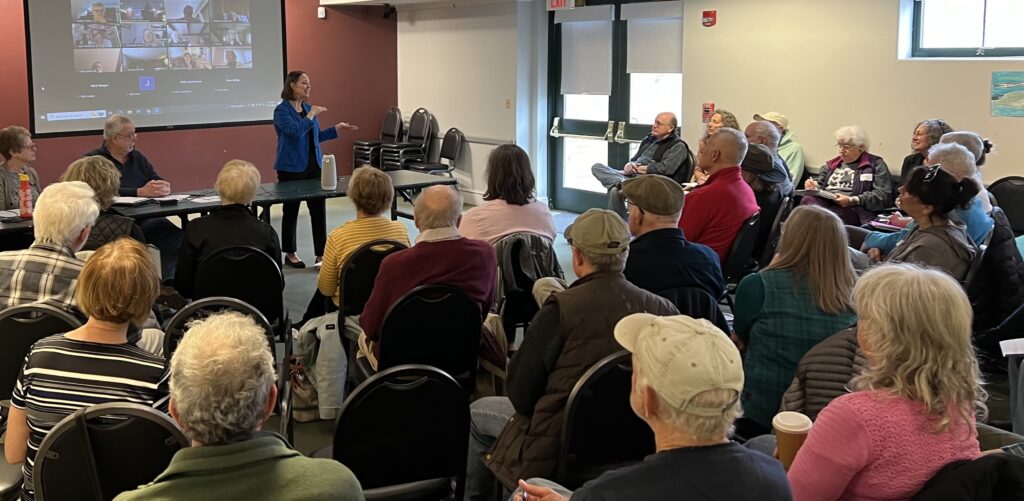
548, 0, 574, 11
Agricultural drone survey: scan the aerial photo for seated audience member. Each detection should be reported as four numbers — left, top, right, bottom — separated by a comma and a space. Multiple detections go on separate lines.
511, 314, 791, 501
740, 143, 789, 260
707, 109, 741, 135
620, 174, 724, 299
732, 206, 858, 438
882, 165, 978, 281
113, 312, 363, 501
899, 119, 953, 188
591, 112, 689, 216
939, 132, 994, 213
0, 182, 97, 313
466, 209, 677, 500
0, 125, 41, 211
754, 111, 805, 182
788, 264, 985, 500
801, 125, 893, 225
358, 186, 497, 370
743, 120, 793, 195
58, 156, 146, 251
5, 239, 169, 501
305, 166, 410, 321
174, 160, 281, 298
461, 144, 556, 244
678, 128, 759, 264
86, 114, 182, 278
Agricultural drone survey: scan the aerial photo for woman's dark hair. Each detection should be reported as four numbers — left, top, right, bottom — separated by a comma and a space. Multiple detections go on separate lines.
483, 144, 535, 206
280, 71, 306, 100
906, 165, 980, 217
978, 138, 993, 166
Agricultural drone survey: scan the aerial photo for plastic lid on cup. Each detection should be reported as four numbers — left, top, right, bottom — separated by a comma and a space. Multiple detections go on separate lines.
773, 411, 813, 433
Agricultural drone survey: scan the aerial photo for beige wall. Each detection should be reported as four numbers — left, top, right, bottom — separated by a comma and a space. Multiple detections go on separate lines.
681, 0, 1023, 182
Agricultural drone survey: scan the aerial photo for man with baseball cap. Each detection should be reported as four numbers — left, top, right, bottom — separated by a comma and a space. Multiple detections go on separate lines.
744, 121, 794, 196
466, 209, 677, 501
741, 143, 789, 260
754, 111, 805, 183
620, 175, 724, 300
512, 314, 791, 501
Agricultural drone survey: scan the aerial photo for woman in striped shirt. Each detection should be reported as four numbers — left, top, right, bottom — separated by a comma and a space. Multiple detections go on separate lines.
5, 238, 169, 501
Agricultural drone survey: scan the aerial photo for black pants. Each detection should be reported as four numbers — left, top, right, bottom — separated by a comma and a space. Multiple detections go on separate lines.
278, 164, 327, 256
139, 217, 184, 279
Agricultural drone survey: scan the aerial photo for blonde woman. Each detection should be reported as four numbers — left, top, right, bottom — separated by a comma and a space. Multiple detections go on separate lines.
732, 205, 857, 438
59, 155, 146, 250
789, 264, 985, 500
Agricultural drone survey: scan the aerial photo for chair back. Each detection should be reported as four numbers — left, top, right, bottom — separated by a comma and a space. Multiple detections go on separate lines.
911, 453, 1024, 500
194, 246, 285, 326
655, 286, 730, 334
406, 108, 433, 145
723, 213, 761, 284
162, 297, 275, 362
962, 220, 995, 289
333, 364, 469, 499
0, 304, 82, 401
33, 402, 189, 501
381, 106, 403, 143
438, 127, 465, 163
338, 240, 408, 316
558, 351, 653, 489
758, 196, 793, 267
990, 176, 1024, 236
495, 233, 564, 344
377, 285, 482, 388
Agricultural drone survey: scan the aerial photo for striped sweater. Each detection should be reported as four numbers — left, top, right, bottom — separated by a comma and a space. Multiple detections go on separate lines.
11, 334, 170, 501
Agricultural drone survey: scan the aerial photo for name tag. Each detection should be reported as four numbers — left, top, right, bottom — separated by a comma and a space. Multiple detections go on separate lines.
860, 173, 874, 182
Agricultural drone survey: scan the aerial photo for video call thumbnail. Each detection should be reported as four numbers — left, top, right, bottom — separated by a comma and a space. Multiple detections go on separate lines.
70, 0, 253, 74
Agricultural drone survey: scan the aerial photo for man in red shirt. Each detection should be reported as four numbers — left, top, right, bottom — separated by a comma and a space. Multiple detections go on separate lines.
358, 185, 497, 369
680, 128, 759, 264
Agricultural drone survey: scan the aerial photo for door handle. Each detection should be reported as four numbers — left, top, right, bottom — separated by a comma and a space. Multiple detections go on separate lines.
603, 121, 615, 142
550, 118, 618, 142
614, 121, 644, 144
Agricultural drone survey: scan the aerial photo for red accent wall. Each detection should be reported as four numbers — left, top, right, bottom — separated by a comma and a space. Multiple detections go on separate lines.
0, 0, 396, 189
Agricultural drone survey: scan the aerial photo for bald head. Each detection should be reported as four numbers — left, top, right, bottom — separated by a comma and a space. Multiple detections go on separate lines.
703, 128, 748, 171
744, 121, 781, 152
414, 185, 463, 231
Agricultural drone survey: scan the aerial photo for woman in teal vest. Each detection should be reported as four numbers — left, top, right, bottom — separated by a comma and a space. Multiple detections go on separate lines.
733, 205, 858, 438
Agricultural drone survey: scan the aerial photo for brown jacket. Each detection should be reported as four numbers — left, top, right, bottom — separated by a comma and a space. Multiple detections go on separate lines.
484, 272, 677, 488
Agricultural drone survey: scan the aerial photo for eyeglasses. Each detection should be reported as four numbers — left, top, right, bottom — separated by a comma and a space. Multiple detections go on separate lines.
923, 163, 942, 182
836, 143, 859, 151
653, 121, 671, 127
20, 143, 37, 151
116, 132, 137, 140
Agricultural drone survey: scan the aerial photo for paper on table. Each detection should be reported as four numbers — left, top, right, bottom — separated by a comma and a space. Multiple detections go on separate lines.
154, 194, 191, 201
192, 196, 221, 203
1000, 338, 1024, 357
112, 196, 152, 206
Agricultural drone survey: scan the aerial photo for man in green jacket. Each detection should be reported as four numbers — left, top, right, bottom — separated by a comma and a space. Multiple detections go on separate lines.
114, 312, 364, 501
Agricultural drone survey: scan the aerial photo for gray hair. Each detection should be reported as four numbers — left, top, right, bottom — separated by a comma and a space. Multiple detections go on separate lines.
103, 114, 133, 140
580, 249, 628, 273
834, 125, 870, 151
33, 182, 99, 247
746, 121, 781, 152
928, 142, 978, 183
414, 185, 462, 230
170, 311, 275, 445
916, 119, 953, 150
636, 369, 741, 441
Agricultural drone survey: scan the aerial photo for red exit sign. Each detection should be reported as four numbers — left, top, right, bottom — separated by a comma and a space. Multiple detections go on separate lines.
548, 0, 574, 11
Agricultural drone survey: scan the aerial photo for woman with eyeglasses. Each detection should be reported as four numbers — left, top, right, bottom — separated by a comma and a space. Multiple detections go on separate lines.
788, 264, 984, 500
898, 119, 953, 189
0, 126, 41, 211
881, 164, 979, 281
800, 125, 894, 225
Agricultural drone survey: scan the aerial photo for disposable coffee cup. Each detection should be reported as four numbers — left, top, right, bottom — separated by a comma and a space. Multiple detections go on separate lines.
773, 411, 813, 471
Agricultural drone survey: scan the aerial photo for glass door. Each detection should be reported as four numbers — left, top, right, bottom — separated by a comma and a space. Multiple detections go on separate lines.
548, 1, 683, 214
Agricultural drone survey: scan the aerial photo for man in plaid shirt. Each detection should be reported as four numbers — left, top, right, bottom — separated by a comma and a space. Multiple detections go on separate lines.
0, 182, 99, 316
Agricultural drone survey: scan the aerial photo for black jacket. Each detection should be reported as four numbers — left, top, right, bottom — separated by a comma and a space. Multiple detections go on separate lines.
912, 454, 1024, 501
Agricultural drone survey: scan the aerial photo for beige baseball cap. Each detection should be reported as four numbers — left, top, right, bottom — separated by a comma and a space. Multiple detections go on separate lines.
753, 111, 789, 129
614, 313, 743, 417
621, 174, 685, 216
564, 208, 630, 255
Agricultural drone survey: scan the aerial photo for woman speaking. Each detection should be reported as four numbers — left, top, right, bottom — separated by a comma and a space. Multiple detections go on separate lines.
274, 70, 357, 268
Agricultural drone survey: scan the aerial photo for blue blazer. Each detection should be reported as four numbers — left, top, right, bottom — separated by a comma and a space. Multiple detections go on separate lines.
273, 100, 340, 173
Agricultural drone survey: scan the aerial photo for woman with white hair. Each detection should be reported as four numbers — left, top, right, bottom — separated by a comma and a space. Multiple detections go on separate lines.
174, 160, 281, 298
788, 264, 984, 500
801, 125, 894, 225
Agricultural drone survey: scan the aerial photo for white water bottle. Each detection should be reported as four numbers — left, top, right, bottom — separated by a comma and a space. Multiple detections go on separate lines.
321, 154, 337, 191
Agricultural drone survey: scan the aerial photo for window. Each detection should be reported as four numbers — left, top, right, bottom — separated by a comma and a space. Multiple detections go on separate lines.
913, 0, 1024, 57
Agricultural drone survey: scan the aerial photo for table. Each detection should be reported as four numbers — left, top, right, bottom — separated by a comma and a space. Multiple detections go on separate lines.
0, 170, 456, 239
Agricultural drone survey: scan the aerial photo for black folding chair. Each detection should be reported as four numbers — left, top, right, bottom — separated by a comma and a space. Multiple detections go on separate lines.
495, 233, 564, 346
656, 286, 731, 334
406, 127, 464, 177
379, 108, 433, 172
336, 240, 409, 318
758, 196, 792, 267
316, 365, 469, 500
32, 402, 189, 501
990, 176, 1024, 237
194, 245, 290, 342
557, 351, 653, 490
354, 285, 482, 393
353, 107, 404, 168
721, 213, 761, 308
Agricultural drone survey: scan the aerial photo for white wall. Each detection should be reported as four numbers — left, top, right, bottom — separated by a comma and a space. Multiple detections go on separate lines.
681, 0, 1023, 182
397, 0, 546, 204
